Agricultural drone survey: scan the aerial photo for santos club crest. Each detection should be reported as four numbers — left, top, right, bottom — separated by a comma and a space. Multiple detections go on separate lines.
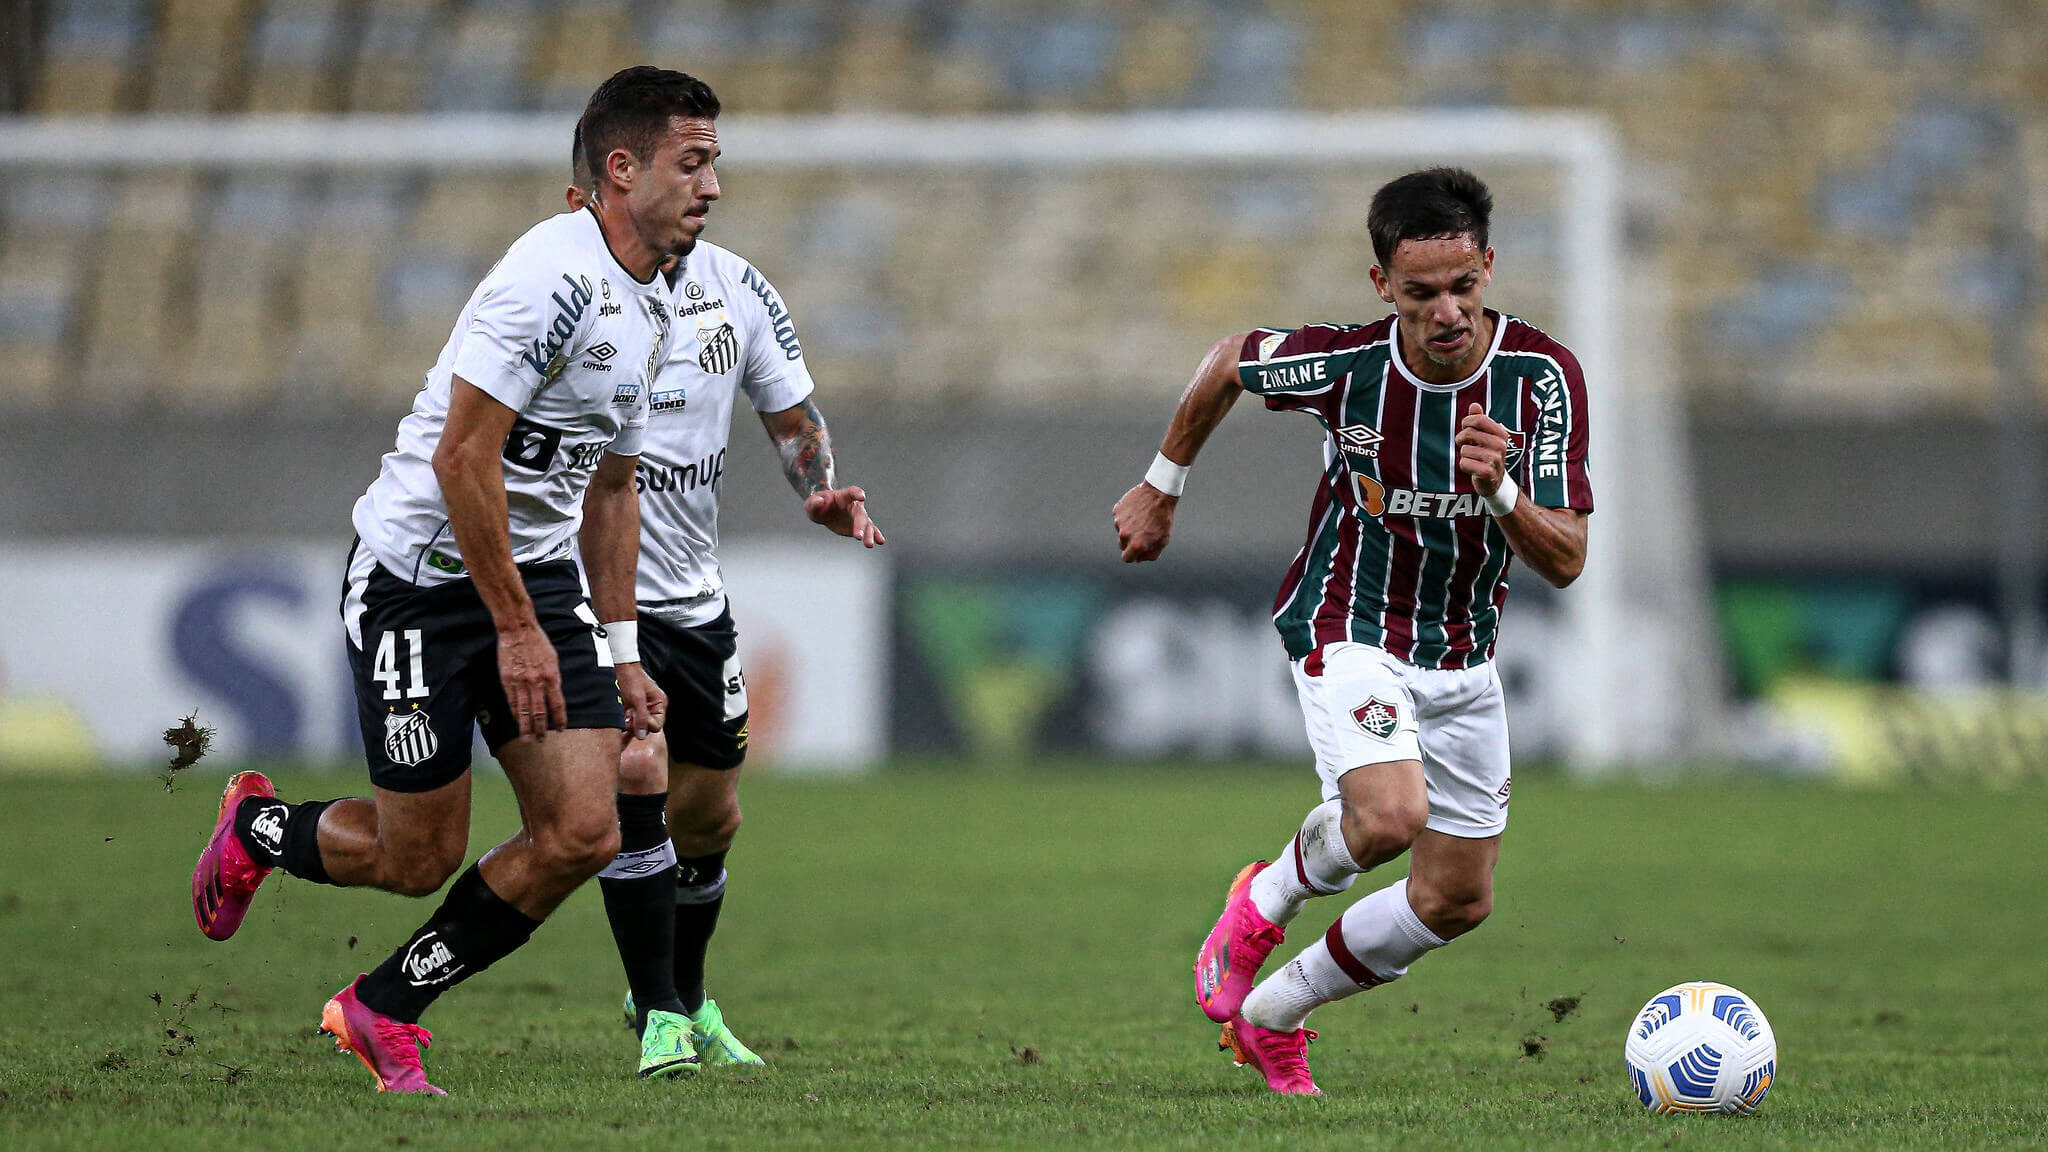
697, 323, 738, 374
384, 709, 438, 767
1351, 697, 1400, 740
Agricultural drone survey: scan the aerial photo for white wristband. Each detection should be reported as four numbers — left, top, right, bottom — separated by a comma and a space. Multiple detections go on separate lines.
1144, 452, 1189, 497
603, 620, 640, 665
1482, 474, 1520, 518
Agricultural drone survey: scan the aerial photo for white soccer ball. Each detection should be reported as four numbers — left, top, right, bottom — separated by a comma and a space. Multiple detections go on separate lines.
1624, 981, 1776, 1114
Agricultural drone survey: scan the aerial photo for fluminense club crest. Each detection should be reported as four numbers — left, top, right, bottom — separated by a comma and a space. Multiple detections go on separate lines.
1351, 696, 1400, 740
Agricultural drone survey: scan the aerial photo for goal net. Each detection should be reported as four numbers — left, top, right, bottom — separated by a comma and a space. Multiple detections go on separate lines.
0, 110, 1713, 770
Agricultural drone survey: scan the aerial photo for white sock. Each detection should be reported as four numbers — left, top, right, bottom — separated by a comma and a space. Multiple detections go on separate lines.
1248, 799, 1361, 927
1240, 879, 1447, 1032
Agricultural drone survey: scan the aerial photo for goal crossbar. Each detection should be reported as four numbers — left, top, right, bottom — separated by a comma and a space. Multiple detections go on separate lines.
0, 109, 1628, 767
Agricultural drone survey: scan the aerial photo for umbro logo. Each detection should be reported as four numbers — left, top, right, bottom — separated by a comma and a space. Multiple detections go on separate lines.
585, 341, 616, 362
1335, 424, 1383, 459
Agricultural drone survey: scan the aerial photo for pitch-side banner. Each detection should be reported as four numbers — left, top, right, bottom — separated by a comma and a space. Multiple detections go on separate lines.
0, 541, 886, 773
891, 564, 1578, 763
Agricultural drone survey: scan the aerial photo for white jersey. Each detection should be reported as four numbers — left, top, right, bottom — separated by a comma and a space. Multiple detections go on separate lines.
634, 240, 815, 625
353, 208, 673, 584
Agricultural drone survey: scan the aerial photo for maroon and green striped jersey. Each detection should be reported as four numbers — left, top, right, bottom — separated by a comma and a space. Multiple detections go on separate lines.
1236, 310, 1593, 669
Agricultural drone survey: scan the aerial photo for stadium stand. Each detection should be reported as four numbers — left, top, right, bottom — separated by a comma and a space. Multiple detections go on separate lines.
1, 0, 2039, 411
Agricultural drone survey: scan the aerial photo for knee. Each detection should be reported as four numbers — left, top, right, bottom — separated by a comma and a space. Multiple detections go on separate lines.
619, 739, 669, 793
669, 794, 741, 854
1411, 881, 1493, 940
532, 817, 622, 881
387, 847, 464, 898
1340, 800, 1427, 867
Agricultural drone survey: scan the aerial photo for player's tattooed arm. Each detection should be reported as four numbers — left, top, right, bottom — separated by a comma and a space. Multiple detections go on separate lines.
761, 396, 835, 498
760, 397, 885, 547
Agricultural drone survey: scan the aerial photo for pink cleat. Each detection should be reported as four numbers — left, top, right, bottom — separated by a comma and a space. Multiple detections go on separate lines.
1221, 1014, 1322, 1096
320, 976, 447, 1095
191, 771, 277, 941
1194, 861, 1285, 1023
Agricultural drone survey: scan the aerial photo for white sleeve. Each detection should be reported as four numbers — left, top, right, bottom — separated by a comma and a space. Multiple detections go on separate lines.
735, 263, 817, 414
610, 400, 647, 457
450, 239, 591, 413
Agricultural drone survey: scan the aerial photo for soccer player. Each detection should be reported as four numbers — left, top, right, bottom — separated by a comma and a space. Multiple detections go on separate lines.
561, 126, 884, 1078
186, 66, 722, 1093
1112, 168, 1592, 1096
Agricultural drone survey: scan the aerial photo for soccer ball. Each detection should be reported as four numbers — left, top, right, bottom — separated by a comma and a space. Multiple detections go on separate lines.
1624, 981, 1776, 1114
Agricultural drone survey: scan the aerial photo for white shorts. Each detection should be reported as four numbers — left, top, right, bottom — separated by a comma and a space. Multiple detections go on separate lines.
1290, 641, 1511, 839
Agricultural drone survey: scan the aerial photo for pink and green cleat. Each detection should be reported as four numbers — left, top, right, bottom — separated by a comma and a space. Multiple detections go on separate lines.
1220, 1014, 1322, 1097
191, 770, 277, 941
1194, 861, 1285, 1023
320, 975, 446, 1095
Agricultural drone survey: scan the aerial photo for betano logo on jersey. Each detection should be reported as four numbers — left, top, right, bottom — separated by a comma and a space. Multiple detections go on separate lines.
1352, 475, 1497, 519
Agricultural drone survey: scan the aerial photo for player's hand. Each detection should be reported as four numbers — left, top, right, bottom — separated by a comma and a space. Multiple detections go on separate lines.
1455, 402, 1510, 496
498, 623, 566, 741
805, 485, 885, 547
616, 662, 666, 744
1113, 481, 1177, 563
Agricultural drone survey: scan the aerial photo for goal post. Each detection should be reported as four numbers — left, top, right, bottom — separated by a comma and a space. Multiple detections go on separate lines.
1, 110, 1681, 770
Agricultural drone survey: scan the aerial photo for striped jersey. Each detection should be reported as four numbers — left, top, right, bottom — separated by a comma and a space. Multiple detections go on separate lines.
1237, 310, 1592, 669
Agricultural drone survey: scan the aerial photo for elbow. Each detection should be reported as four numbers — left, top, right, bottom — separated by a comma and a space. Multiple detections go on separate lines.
431, 440, 472, 487
1545, 553, 1585, 589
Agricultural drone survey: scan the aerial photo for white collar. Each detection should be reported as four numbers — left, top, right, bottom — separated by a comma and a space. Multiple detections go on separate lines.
1389, 311, 1507, 393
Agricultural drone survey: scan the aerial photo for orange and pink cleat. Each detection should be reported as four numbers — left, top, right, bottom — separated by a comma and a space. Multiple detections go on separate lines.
320, 976, 446, 1095
1194, 861, 1286, 1023
1220, 1015, 1322, 1097
191, 770, 277, 941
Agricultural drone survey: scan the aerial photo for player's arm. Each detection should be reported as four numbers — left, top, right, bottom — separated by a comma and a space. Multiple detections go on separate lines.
758, 397, 884, 547
433, 378, 563, 739
1454, 402, 1588, 587
579, 450, 665, 740
1113, 332, 1249, 563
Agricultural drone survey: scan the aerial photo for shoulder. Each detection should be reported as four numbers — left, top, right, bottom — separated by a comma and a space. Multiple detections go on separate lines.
1239, 317, 1391, 366
1495, 314, 1581, 377
485, 211, 602, 291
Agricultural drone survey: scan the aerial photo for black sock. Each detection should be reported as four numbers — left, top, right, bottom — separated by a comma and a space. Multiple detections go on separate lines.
599, 792, 685, 1033
357, 863, 540, 1024
234, 796, 334, 884
673, 850, 727, 1014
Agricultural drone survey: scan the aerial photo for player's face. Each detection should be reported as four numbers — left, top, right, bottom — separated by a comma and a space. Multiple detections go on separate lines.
629, 116, 721, 259
1372, 235, 1494, 375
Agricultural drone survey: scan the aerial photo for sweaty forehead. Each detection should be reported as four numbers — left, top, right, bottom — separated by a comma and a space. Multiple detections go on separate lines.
1387, 234, 1485, 284
659, 116, 720, 157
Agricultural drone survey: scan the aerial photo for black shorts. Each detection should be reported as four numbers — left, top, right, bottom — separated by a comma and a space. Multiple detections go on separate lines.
640, 607, 749, 771
345, 546, 625, 793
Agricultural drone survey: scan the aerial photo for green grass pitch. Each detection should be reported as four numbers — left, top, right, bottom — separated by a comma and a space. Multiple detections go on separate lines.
1, 764, 2044, 1149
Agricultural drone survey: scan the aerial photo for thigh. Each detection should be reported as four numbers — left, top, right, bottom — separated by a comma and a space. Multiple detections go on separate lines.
641, 609, 750, 772
1415, 664, 1512, 838
495, 727, 622, 838
1298, 642, 1423, 801
347, 556, 495, 793
369, 776, 474, 866
476, 562, 628, 751
1407, 827, 1500, 909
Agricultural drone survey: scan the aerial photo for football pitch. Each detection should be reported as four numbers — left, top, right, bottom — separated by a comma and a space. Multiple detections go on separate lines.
1, 764, 2043, 1150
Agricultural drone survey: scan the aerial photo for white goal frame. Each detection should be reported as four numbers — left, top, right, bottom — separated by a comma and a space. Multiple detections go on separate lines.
3, 110, 1628, 767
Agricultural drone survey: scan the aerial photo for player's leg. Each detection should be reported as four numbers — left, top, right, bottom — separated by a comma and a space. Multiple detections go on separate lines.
650, 607, 761, 1065
1197, 644, 1417, 1026
193, 554, 489, 938
604, 733, 683, 1030
1231, 660, 1508, 1089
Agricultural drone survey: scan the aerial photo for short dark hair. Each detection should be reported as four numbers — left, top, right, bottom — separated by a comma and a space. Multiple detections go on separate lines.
570, 121, 592, 190
577, 66, 720, 190
1366, 167, 1493, 268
